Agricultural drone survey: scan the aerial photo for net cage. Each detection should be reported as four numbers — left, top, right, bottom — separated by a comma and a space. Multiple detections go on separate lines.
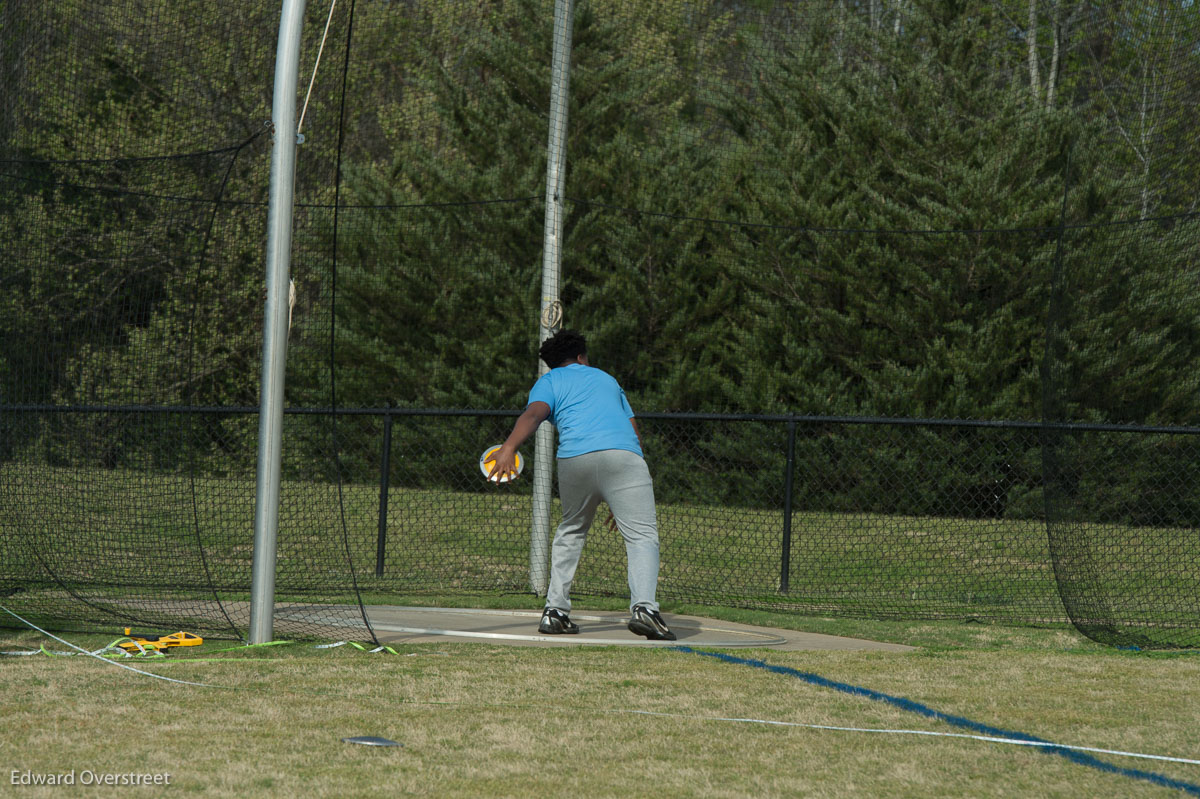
1, 1, 1198, 647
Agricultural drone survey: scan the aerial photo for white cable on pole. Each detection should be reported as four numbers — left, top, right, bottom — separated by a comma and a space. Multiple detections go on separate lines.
297, 0, 339, 137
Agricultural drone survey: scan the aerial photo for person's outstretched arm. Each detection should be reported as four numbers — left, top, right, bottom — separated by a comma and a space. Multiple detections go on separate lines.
488, 401, 551, 480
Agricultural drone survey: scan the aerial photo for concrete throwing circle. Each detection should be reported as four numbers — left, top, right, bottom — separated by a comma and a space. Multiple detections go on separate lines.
355, 606, 790, 648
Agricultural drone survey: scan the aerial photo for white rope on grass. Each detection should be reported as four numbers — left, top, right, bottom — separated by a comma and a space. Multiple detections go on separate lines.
613, 709, 1200, 768
0, 606, 214, 688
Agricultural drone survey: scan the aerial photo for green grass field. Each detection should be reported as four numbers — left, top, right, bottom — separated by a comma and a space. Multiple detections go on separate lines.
3, 616, 1200, 798
4, 465, 1200, 795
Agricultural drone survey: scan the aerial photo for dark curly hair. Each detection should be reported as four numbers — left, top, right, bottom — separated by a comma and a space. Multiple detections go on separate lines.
539, 329, 587, 368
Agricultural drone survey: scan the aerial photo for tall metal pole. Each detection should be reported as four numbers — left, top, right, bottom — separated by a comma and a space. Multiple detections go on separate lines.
250, 0, 307, 645
375, 412, 394, 578
780, 419, 797, 594
531, 0, 574, 596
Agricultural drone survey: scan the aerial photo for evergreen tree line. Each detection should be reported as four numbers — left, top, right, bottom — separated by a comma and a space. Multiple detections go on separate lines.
2, 1, 1198, 522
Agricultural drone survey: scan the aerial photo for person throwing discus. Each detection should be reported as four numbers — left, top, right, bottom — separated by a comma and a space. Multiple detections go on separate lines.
488, 329, 675, 641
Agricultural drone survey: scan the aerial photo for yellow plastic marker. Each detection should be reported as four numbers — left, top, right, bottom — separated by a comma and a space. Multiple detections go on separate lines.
117, 630, 203, 653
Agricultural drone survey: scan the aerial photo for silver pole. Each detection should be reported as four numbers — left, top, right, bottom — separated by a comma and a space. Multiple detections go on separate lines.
531, 0, 574, 596
250, 0, 308, 645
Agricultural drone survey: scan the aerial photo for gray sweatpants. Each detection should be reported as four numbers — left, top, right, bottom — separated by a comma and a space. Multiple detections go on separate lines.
545, 449, 660, 613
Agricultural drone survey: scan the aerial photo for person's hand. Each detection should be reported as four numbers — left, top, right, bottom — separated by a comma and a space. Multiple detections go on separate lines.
487, 446, 519, 483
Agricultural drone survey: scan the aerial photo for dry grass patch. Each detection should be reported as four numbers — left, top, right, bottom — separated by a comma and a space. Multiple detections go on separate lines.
3, 630, 1200, 798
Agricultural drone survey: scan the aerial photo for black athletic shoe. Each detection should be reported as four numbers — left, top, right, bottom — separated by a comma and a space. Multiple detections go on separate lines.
538, 607, 579, 635
627, 605, 676, 641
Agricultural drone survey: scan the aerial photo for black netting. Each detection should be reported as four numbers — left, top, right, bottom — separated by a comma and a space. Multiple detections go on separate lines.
2, 1, 1198, 647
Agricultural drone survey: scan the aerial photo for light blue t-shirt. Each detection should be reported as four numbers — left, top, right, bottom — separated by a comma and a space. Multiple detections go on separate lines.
527, 364, 642, 459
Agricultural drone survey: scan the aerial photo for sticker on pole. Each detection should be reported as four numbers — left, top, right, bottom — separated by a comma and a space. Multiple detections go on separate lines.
480, 445, 523, 483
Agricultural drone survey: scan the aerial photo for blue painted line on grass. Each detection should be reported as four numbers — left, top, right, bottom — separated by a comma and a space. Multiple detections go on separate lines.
677, 647, 1200, 797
